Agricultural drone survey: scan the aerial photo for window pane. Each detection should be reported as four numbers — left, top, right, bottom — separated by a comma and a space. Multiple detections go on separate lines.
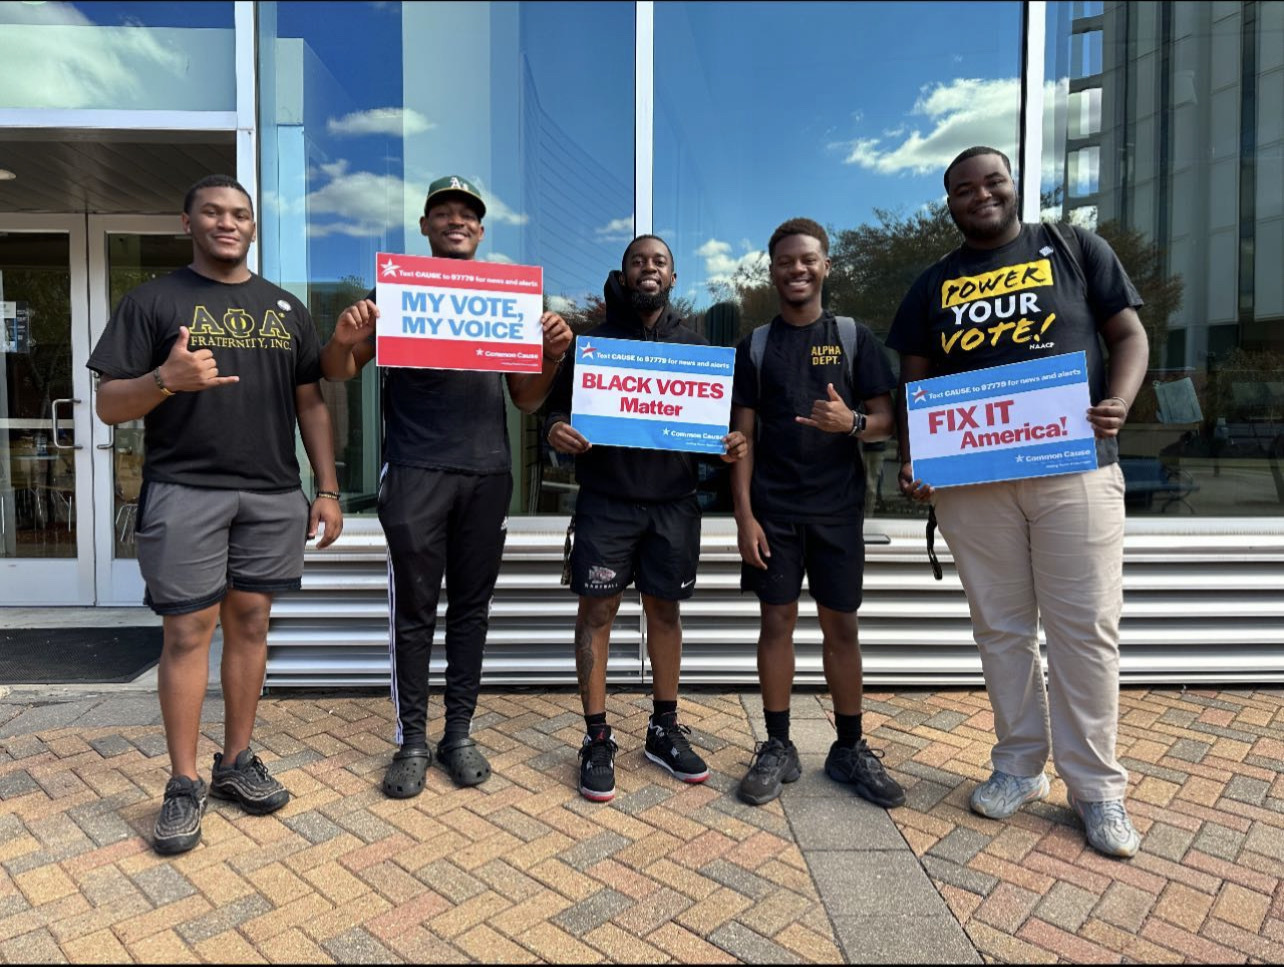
1044, 0, 1284, 518
654, 0, 1023, 516
0, 2, 235, 111
258, 1, 634, 515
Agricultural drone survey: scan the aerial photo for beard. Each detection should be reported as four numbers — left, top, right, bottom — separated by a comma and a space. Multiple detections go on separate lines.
629, 284, 672, 314
951, 196, 1019, 241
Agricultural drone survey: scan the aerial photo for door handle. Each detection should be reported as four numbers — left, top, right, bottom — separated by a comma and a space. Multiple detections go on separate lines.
96, 426, 116, 450
51, 398, 84, 450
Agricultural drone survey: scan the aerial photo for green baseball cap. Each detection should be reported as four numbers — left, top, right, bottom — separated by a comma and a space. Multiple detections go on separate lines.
424, 175, 486, 218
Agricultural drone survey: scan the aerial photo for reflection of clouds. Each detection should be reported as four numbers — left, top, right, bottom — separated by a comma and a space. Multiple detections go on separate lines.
295, 161, 531, 238
0, 3, 200, 108
483, 252, 515, 264
305, 160, 403, 238
595, 216, 635, 243
697, 238, 768, 291
545, 294, 575, 314
327, 107, 435, 138
833, 77, 1052, 177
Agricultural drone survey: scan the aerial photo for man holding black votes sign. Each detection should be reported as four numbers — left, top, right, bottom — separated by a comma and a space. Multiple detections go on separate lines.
320, 175, 571, 797
544, 235, 748, 803
887, 146, 1149, 857
729, 218, 902, 811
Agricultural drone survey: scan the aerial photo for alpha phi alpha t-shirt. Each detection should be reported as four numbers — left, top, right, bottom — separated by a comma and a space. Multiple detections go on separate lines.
87, 267, 322, 491
732, 312, 895, 523
886, 222, 1143, 466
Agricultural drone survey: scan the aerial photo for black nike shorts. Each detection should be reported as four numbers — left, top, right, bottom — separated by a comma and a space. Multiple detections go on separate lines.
569, 489, 701, 600
741, 517, 866, 612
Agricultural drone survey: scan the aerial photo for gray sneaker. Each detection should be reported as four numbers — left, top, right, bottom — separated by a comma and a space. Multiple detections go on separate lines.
969, 770, 1051, 819
1069, 795, 1141, 858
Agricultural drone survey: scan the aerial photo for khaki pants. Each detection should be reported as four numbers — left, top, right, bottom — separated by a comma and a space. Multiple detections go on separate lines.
933, 463, 1128, 801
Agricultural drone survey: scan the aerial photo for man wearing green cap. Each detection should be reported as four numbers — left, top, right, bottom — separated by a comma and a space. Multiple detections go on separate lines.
321, 175, 572, 797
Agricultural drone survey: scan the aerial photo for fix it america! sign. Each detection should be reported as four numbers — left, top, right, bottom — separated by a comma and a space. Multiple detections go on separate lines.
907, 352, 1098, 488
374, 252, 544, 373
570, 335, 734, 455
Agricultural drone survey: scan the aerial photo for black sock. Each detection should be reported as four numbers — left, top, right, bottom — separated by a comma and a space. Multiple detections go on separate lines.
835, 712, 863, 748
585, 712, 609, 739
764, 707, 791, 744
441, 728, 470, 747
652, 699, 678, 723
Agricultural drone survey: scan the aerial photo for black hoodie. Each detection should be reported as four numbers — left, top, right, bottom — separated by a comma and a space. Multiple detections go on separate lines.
543, 271, 713, 503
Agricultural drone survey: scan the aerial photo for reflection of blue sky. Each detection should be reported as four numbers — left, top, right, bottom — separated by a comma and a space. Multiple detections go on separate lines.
257, 1, 1024, 310
0, 0, 234, 110
655, 1, 1023, 305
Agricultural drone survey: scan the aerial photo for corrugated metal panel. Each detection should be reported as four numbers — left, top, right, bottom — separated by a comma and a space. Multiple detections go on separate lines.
264, 516, 1284, 688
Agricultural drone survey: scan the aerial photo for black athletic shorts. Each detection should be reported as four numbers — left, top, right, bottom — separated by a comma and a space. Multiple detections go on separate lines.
570, 489, 701, 600
741, 518, 865, 612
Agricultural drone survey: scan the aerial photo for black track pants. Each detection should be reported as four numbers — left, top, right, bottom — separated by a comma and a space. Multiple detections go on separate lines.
377, 465, 512, 747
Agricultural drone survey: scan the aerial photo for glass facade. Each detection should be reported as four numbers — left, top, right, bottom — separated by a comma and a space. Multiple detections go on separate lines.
653, 0, 1023, 514
246, 0, 1283, 520
257, 0, 635, 514
0, 1, 235, 111
1043, 0, 1284, 516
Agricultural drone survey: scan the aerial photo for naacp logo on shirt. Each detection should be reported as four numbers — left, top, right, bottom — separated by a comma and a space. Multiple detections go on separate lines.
937, 258, 1058, 356
186, 305, 294, 351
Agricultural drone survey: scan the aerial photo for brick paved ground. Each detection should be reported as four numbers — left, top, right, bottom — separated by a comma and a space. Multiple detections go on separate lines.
0, 684, 1281, 963
866, 686, 1284, 964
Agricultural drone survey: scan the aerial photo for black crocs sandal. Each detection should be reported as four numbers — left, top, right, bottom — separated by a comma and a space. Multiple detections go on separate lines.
382, 746, 432, 799
437, 737, 491, 788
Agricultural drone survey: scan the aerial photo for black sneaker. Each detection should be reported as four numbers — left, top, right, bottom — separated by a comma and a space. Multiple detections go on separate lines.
738, 737, 801, 806
825, 739, 906, 808
154, 775, 207, 855
579, 729, 618, 803
645, 716, 709, 783
210, 749, 290, 815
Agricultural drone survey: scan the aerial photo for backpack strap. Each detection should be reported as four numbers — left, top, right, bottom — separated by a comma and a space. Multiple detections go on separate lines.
1047, 221, 1087, 288
835, 316, 858, 396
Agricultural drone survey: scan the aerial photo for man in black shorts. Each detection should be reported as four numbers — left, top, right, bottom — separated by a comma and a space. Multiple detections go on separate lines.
88, 174, 344, 855
321, 176, 571, 797
729, 218, 904, 809
544, 235, 747, 802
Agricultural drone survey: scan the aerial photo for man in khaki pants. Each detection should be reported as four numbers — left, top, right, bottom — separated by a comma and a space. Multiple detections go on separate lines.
887, 146, 1150, 858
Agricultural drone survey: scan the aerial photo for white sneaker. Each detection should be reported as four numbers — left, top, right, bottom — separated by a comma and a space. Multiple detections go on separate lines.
1069, 794, 1141, 858
969, 770, 1051, 819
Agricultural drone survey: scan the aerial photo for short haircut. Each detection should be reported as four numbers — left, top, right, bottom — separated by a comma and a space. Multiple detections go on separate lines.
621, 234, 674, 272
768, 218, 829, 259
944, 146, 1012, 192
184, 174, 253, 215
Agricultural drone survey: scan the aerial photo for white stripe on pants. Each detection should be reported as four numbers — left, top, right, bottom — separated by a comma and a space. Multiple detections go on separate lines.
933, 462, 1129, 801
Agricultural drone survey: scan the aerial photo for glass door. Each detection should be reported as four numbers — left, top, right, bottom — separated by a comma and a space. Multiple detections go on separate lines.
88, 215, 193, 606
0, 215, 94, 604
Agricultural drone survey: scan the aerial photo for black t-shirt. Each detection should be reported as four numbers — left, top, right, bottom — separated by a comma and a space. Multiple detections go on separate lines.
87, 267, 322, 491
364, 287, 510, 475
382, 367, 510, 474
732, 313, 895, 523
886, 223, 1143, 466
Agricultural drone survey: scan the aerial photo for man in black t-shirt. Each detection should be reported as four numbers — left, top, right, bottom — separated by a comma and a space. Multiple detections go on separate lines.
887, 146, 1150, 858
88, 174, 344, 856
729, 218, 904, 810
543, 235, 748, 803
321, 176, 571, 798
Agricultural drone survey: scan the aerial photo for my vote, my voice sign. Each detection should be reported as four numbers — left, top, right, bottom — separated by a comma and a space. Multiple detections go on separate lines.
374, 252, 544, 373
907, 352, 1098, 488
571, 335, 734, 455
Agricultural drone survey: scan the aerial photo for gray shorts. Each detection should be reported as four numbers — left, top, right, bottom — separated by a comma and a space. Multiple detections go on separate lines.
136, 481, 310, 615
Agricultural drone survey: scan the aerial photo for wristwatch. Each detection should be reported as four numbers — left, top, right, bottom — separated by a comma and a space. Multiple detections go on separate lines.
848, 410, 866, 437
